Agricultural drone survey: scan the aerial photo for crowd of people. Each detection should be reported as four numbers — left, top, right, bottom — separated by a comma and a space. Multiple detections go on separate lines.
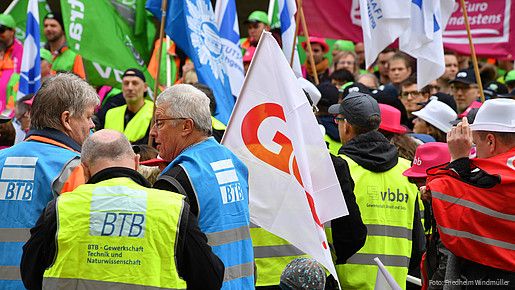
0, 6, 514, 290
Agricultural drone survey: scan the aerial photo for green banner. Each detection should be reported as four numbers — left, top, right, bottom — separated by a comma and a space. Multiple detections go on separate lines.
60, 0, 156, 89
7, 0, 50, 45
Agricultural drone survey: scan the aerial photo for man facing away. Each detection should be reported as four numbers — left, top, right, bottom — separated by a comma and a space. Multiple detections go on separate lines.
21, 129, 224, 290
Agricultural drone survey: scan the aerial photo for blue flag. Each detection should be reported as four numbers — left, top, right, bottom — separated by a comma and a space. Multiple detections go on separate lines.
215, 0, 244, 98
146, 0, 235, 124
18, 0, 41, 98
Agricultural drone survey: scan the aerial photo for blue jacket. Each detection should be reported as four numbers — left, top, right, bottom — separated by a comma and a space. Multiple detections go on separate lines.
163, 138, 254, 289
0, 128, 81, 289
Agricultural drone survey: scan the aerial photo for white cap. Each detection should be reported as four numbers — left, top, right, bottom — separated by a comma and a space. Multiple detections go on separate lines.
297, 77, 321, 106
412, 99, 457, 133
470, 98, 515, 132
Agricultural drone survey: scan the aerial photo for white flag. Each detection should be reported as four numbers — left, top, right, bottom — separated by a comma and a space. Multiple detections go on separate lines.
222, 32, 348, 281
374, 257, 402, 290
400, 0, 455, 89
359, 0, 411, 69
278, 0, 302, 76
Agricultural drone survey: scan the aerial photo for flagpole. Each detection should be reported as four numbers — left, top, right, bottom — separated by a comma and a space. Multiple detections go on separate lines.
290, 4, 301, 67
296, 0, 319, 84
459, 0, 485, 103
5, 0, 22, 14
149, 0, 169, 146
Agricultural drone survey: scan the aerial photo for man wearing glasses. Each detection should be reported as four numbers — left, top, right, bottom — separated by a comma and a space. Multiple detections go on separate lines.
151, 84, 254, 290
399, 76, 429, 128
449, 68, 481, 117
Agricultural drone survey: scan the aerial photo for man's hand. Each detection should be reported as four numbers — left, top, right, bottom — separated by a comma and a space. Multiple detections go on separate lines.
447, 117, 473, 161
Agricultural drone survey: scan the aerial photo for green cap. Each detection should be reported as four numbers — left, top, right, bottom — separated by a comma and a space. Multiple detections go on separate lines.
505, 70, 515, 83
333, 40, 355, 52
40, 48, 53, 64
0, 14, 16, 29
245, 11, 270, 26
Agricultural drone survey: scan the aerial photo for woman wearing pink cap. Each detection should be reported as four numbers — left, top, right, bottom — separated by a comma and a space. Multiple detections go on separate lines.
403, 142, 451, 290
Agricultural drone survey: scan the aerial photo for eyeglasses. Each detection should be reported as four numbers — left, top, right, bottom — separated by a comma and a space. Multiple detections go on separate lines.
334, 117, 346, 124
450, 83, 474, 92
401, 91, 423, 98
338, 61, 355, 66
154, 117, 187, 129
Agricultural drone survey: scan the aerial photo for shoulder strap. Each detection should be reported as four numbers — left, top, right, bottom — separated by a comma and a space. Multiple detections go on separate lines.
157, 174, 187, 196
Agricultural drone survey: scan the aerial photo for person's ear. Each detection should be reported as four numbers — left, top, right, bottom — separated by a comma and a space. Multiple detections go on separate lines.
82, 162, 91, 182
487, 133, 496, 154
407, 66, 412, 76
60, 111, 72, 132
181, 119, 194, 136
134, 154, 140, 171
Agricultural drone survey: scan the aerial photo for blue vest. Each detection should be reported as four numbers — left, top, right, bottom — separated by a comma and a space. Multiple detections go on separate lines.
0, 140, 79, 289
164, 138, 254, 289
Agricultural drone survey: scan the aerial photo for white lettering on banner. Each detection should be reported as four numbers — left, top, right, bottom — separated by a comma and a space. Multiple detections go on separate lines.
89, 186, 147, 238
93, 62, 124, 83
67, 0, 84, 50
0, 157, 38, 201
443, 0, 510, 44
366, 0, 384, 29
210, 159, 244, 204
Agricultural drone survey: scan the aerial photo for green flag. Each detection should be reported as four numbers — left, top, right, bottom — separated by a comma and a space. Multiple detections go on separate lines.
60, 0, 156, 89
6, 0, 50, 45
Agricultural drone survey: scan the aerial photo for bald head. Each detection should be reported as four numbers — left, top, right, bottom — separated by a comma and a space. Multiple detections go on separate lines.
81, 130, 139, 178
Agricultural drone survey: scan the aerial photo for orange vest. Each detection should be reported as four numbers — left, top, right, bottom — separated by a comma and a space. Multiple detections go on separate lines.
427, 148, 515, 272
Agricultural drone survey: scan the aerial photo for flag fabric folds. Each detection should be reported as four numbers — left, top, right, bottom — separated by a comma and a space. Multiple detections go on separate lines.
222, 32, 348, 281
400, 0, 455, 89
17, 0, 41, 99
358, 0, 411, 70
214, 0, 244, 98
60, 0, 155, 89
277, 0, 302, 76
146, 0, 235, 125
7, 0, 50, 45
374, 257, 402, 290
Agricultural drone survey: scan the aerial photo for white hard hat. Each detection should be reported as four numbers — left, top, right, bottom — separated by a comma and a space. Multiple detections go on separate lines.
297, 77, 321, 107
412, 99, 457, 133
470, 98, 515, 132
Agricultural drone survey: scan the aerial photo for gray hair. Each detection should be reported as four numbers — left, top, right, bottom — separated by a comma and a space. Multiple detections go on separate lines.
156, 84, 212, 134
31, 73, 99, 130
81, 129, 134, 165
356, 73, 380, 89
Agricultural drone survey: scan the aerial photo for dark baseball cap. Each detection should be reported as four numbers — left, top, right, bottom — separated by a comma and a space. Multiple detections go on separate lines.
122, 68, 146, 82
483, 81, 508, 99
328, 92, 380, 127
44, 12, 64, 30
449, 68, 476, 85
0, 114, 11, 124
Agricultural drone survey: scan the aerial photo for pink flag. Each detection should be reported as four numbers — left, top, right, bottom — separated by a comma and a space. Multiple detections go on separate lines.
302, 0, 514, 59
222, 32, 348, 280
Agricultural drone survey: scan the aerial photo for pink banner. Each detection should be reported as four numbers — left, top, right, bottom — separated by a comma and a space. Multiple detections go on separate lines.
302, 0, 514, 59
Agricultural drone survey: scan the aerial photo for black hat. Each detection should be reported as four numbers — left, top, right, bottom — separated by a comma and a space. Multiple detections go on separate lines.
341, 82, 371, 98
371, 88, 408, 127
328, 92, 380, 127
449, 68, 477, 85
44, 12, 64, 30
316, 83, 339, 108
483, 81, 508, 99
0, 114, 11, 124
122, 68, 146, 82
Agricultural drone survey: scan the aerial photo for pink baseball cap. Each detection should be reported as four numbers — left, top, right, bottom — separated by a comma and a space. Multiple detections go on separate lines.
379, 104, 408, 134
403, 142, 451, 178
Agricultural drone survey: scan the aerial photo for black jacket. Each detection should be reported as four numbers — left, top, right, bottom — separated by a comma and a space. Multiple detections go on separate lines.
338, 130, 426, 271
21, 167, 224, 290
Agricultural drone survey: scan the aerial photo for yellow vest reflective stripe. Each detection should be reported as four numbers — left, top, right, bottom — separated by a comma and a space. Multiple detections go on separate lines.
323, 134, 342, 155
337, 155, 418, 290
211, 116, 226, 131
43, 177, 187, 290
105, 100, 154, 142
250, 223, 308, 286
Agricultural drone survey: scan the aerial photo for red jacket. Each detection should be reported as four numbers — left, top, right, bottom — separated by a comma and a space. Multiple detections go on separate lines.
427, 148, 515, 272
